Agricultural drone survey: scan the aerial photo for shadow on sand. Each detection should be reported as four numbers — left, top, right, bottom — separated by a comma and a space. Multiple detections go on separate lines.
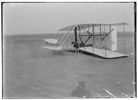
70, 81, 91, 98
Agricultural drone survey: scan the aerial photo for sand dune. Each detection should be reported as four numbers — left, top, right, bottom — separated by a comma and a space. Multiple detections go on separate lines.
3, 33, 135, 98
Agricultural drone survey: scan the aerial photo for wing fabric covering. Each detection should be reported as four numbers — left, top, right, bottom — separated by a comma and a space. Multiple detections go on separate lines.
43, 39, 58, 44
58, 22, 128, 32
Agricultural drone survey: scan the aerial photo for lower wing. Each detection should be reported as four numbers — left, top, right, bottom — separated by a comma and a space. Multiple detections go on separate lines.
41, 46, 62, 50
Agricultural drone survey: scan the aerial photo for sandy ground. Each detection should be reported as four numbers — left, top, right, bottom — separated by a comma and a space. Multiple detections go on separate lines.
3, 33, 135, 98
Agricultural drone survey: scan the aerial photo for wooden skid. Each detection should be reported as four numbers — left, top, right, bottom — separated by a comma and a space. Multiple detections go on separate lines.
79, 47, 129, 58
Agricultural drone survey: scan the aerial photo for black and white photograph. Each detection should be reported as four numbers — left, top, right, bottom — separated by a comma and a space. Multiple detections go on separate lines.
2, 2, 136, 98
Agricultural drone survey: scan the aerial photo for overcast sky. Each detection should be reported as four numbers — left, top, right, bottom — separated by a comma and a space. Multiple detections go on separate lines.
3, 3, 134, 34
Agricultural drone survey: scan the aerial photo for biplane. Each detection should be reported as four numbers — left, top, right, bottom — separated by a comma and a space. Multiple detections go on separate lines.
42, 22, 129, 58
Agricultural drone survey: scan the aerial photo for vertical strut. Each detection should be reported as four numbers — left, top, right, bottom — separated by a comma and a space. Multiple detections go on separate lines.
74, 27, 78, 45
100, 24, 102, 40
88, 24, 89, 32
67, 30, 68, 48
74, 26, 78, 53
78, 26, 80, 53
93, 24, 95, 53
109, 24, 112, 50
88, 24, 89, 46
123, 23, 126, 54
84, 26, 86, 50
104, 24, 107, 57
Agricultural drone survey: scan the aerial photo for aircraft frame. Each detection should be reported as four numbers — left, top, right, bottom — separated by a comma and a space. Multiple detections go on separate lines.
42, 22, 129, 58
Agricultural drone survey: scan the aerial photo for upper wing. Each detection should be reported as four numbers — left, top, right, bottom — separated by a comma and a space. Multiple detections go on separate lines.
58, 22, 128, 32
